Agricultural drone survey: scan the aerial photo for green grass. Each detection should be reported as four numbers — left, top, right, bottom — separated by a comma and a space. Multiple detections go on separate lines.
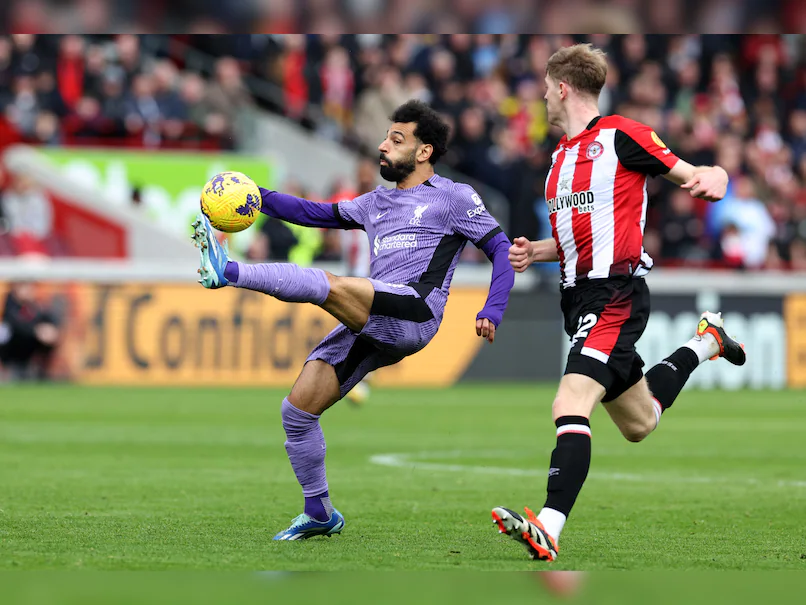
1, 384, 805, 571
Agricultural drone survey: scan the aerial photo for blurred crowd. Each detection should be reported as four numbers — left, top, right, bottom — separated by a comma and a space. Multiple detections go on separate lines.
4, 33, 806, 271
245, 33, 806, 271
0, 34, 250, 150
2, 0, 804, 35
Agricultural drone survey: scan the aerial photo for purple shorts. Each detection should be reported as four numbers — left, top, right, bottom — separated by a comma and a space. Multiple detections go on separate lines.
307, 280, 441, 398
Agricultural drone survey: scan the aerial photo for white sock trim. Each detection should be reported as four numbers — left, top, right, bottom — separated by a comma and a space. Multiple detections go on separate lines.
652, 398, 662, 429
537, 507, 567, 542
556, 424, 591, 437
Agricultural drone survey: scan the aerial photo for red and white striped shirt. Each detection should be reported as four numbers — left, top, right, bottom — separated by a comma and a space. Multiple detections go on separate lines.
545, 115, 680, 288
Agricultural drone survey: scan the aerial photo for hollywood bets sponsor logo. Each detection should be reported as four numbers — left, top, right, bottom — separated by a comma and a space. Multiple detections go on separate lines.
547, 190, 595, 214
374, 233, 417, 255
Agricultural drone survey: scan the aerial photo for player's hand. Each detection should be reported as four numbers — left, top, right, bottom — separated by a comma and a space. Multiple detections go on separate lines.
476, 318, 496, 343
682, 167, 728, 202
34, 322, 59, 346
508, 236, 534, 272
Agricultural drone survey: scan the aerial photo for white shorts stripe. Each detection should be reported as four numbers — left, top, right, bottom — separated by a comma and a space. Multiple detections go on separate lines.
581, 346, 609, 364
557, 424, 592, 437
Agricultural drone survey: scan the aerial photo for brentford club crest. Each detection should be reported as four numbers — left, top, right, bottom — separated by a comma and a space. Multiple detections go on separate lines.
586, 141, 604, 160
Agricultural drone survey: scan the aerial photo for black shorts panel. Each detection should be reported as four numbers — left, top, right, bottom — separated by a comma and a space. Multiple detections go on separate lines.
561, 277, 650, 397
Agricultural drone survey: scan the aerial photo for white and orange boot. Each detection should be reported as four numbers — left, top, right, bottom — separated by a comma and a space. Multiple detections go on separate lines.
492, 506, 559, 562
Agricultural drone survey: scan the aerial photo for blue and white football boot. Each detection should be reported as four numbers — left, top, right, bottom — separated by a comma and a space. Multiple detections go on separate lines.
191, 211, 230, 289
272, 510, 345, 541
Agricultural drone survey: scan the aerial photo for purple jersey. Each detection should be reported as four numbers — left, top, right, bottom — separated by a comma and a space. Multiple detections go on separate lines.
335, 174, 502, 316
260, 172, 513, 327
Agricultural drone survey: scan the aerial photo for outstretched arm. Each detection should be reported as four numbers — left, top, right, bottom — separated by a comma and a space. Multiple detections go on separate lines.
612, 119, 729, 203
259, 187, 363, 230
475, 231, 516, 343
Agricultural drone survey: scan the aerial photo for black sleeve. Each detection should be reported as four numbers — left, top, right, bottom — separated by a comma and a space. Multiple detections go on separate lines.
614, 130, 672, 177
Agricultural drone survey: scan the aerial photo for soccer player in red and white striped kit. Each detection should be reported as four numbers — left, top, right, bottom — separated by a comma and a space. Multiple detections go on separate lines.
492, 44, 747, 562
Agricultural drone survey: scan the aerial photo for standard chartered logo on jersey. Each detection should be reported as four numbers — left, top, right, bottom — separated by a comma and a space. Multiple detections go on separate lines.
374, 233, 417, 255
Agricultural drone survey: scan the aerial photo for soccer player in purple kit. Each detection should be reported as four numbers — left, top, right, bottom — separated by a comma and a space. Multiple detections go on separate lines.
191, 100, 516, 540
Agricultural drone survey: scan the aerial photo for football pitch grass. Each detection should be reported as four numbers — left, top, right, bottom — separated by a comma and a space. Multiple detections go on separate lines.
1, 384, 805, 572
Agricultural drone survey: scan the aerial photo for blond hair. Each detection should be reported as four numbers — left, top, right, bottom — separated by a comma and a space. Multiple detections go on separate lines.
546, 44, 608, 97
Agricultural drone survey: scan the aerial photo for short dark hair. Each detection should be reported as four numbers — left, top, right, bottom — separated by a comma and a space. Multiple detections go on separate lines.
389, 100, 450, 164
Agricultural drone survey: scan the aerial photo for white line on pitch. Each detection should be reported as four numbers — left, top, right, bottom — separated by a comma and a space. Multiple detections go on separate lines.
369, 452, 806, 489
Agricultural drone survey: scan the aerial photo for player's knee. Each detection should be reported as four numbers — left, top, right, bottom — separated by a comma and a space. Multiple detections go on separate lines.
289, 384, 339, 415
288, 361, 341, 415
620, 419, 654, 443
622, 428, 647, 443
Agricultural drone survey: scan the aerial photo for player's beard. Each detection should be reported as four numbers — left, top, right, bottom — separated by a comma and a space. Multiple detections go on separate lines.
379, 150, 416, 183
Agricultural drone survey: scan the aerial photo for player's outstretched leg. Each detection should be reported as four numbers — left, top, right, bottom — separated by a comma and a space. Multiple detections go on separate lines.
604, 311, 746, 443
191, 211, 331, 303
273, 361, 345, 541
192, 212, 378, 337
645, 310, 745, 417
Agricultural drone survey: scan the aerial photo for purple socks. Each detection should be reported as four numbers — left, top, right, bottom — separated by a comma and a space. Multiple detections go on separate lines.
225, 261, 330, 305
224, 261, 240, 283
304, 492, 333, 523
281, 398, 334, 522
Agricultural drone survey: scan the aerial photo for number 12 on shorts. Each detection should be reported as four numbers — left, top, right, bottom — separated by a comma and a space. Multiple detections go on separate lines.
571, 313, 598, 347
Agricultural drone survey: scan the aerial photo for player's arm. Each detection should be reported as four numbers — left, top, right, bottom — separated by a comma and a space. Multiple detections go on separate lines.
663, 160, 729, 202
259, 187, 365, 230
451, 185, 515, 343
615, 123, 728, 202
476, 228, 516, 343
509, 237, 559, 272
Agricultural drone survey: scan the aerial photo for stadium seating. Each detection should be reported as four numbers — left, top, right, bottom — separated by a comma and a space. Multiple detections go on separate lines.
2, 34, 805, 269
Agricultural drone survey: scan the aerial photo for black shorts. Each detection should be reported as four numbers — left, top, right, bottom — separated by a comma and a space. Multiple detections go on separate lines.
561, 276, 650, 402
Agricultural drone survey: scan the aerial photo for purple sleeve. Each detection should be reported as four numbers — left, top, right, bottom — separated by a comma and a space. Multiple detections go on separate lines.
259, 188, 361, 229
476, 231, 515, 327
336, 192, 371, 229
451, 184, 502, 246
